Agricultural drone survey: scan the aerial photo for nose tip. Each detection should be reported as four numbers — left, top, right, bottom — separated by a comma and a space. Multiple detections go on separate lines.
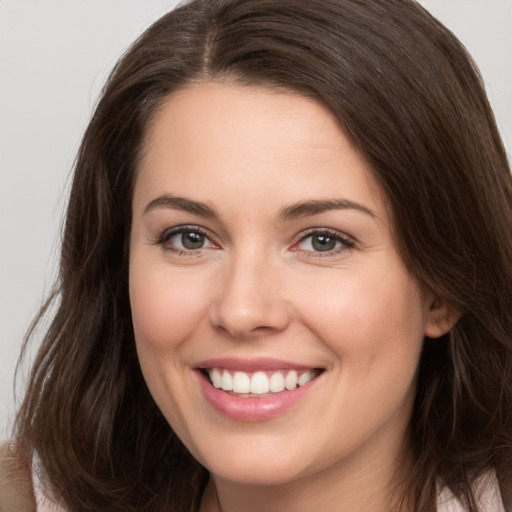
213, 301, 286, 338
208, 262, 291, 339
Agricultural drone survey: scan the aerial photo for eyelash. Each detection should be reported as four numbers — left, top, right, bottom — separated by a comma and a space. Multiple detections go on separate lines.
292, 228, 355, 257
153, 225, 217, 255
153, 225, 355, 257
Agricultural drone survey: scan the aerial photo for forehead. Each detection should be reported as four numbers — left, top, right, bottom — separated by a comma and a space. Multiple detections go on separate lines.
134, 81, 386, 219
141, 81, 347, 160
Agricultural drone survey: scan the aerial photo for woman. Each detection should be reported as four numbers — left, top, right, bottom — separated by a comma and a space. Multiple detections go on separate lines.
3, 0, 512, 510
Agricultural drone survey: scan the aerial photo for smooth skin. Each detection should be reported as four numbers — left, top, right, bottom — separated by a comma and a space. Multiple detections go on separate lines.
129, 82, 459, 512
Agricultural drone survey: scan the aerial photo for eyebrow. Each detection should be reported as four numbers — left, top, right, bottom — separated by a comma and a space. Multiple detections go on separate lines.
142, 194, 376, 221
143, 194, 218, 218
278, 199, 376, 220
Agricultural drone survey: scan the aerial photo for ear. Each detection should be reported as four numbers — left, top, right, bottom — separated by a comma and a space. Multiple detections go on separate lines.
424, 295, 463, 339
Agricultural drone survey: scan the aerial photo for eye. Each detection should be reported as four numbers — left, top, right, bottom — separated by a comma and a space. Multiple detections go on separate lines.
156, 226, 217, 253
292, 229, 354, 255
172, 230, 208, 250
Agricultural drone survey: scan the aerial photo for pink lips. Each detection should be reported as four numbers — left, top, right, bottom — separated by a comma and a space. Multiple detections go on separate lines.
196, 357, 315, 372
195, 358, 322, 422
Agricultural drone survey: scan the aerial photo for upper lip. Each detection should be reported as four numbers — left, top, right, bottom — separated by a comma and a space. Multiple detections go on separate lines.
195, 357, 321, 372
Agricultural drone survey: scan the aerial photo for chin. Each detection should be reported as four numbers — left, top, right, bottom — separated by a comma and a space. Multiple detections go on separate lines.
191, 434, 312, 486
207, 459, 306, 487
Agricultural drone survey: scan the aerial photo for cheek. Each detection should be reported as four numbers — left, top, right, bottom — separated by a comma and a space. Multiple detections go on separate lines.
293, 266, 426, 446
129, 260, 211, 354
128, 258, 212, 440
293, 262, 427, 368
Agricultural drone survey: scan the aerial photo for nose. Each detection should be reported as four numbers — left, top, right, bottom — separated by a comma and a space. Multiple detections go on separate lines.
208, 252, 291, 339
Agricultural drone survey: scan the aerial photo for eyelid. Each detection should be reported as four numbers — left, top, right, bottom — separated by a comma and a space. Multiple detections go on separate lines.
151, 225, 354, 256
152, 224, 219, 252
291, 227, 356, 255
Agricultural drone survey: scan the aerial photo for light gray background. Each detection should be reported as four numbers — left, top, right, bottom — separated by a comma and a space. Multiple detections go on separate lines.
1, 0, 511, 437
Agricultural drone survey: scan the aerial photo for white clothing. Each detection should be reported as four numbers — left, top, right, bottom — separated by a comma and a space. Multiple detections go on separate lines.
437, 472, 505, 512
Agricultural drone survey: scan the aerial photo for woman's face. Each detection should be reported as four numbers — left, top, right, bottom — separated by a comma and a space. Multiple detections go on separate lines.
129, 82, 445, 490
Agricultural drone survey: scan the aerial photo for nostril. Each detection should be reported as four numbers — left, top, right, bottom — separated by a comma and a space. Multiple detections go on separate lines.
208, 279, 291, 337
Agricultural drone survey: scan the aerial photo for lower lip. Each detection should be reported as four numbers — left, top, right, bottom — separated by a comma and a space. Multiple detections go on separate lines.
196, 371, 321, 422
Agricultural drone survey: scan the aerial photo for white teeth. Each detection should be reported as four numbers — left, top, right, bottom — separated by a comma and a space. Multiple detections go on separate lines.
207, 368, 318, 394
298, 369, 316, 387
221, 370, 233, 391
250, 371, 270, 394
269, 371, 285, 393
211, 368, 222, 388
233, 371, 251, 393
285, 370, 298, 391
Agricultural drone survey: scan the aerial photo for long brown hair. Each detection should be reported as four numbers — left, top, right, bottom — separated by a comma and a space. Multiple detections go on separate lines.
15, 1, 512, 511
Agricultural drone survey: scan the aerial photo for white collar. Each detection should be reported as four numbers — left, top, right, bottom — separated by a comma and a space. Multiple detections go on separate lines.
437, 471, 505, 512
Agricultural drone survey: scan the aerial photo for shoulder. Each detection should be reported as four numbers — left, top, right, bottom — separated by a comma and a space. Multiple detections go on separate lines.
0, 441, 36, 512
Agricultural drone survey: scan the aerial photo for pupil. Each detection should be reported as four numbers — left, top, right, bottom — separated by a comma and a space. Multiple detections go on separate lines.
312, 234, 335, 252
182, 231, 204, 249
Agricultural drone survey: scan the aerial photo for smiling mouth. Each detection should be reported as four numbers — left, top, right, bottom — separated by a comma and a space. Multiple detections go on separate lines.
201, 368, 324, 397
